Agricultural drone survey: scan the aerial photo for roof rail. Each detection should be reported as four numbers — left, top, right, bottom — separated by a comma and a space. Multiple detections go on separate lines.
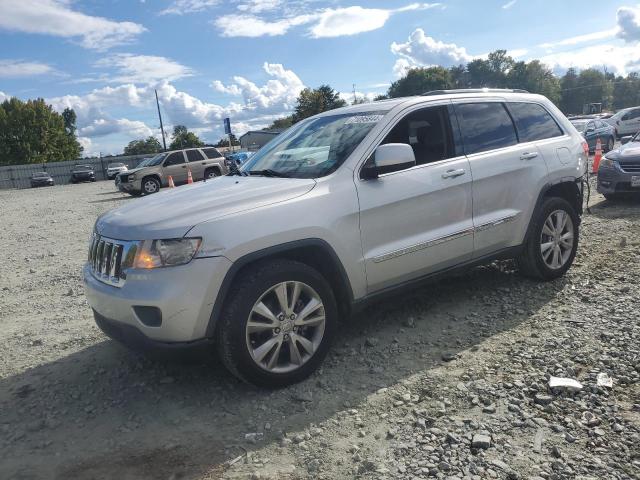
421, 88, 530, 96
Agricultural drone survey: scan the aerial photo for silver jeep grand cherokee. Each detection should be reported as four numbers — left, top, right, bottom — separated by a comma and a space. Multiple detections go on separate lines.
84, 89, 587, 387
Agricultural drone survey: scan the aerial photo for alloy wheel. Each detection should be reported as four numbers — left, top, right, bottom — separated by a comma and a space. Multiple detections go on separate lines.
540, 209, 574, 270
143, 180, 158, 194
245, 281, 325, 373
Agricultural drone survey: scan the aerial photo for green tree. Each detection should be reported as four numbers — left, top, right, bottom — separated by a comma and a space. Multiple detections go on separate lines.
506, 60, 560, 104
62, 108, 77, 136
0, 97, 82, 165
612, 73, 640, 110
168, 125, 204, 150
214, 133, 240, 147
123, 136, 162, 156
266, 115, 295, 130
387, 66, 451, 98
293, 85, 346, 121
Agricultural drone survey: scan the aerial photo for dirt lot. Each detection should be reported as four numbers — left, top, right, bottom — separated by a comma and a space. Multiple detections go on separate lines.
0, 180, 639, 480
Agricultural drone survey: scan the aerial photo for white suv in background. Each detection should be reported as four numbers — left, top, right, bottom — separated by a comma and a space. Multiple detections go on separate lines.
605, 106, 640, 137
84, 89, 587, 387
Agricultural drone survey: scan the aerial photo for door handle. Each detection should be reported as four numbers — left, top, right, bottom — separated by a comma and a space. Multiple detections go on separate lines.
520, 152, 538, 160
442, 168, 466, 179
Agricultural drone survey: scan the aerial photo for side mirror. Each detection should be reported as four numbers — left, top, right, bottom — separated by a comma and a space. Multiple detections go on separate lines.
363, 143, 416, 179
621, 135, 633, 145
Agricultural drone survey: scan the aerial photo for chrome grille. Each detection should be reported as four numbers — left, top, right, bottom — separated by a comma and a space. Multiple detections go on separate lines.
88, 234, 137, 287
619, 162, 640, 173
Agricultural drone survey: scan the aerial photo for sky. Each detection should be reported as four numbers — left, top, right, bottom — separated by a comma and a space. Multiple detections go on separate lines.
0, 0, 639, 156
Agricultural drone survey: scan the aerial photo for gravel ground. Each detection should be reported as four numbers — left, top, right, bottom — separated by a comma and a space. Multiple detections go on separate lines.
0, 178, 639, 480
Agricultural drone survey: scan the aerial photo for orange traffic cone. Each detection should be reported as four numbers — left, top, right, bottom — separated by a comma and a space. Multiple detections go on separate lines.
167, 175, 175, 188
592, 138, 603, 174
187, 169, 193, 184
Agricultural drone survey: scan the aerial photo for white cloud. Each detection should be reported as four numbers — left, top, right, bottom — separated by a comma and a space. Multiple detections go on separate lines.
0, 0, 146, 50
214, 3, 442, 38
237, 0, 282, 13
539, 29, 617, 50
0, 59, 54, 78
160, 0, 221, 15
617, 5, 640, 42
79, 118, 153, 138
47, 62, 305, 153
0, 91, 8, 102
214, 13, 313, 37
539, 43, 640, 75
391, 28, 473, 76
502, 0, 516, 9
95, 54, 194, 84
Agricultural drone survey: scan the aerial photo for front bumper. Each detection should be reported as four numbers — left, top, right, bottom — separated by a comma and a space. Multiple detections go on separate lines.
117, 178, 142, 193
83, 256, 232, 344
597, 165, 640, 194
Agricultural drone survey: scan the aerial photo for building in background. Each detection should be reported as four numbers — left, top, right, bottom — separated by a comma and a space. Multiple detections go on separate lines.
239, 130, 282, 151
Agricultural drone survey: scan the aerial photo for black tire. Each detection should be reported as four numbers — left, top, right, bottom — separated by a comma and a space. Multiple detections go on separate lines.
216, 259, 338, 388
128, 191, 143, 197
517, 197, 579, 281
141, 176, 160, 195
204, 168, 219, 180
603, 193, 619, 201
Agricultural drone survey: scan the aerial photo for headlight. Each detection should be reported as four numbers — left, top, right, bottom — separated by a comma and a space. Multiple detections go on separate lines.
600, 157, 615, 169
134, 238, 201, 269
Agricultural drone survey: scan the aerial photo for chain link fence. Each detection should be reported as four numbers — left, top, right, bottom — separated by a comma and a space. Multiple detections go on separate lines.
0, 154, 151, 190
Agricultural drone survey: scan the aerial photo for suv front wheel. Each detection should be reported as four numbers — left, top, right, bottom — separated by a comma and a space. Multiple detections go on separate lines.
216, 259, 337, 388
142, 176, 160, 195
517, 197, 579, 280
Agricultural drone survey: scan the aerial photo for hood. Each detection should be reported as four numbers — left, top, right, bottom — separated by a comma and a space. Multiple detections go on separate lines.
608, 141, 640, 162
121, 167, 145, 175
96, 175, 316, 240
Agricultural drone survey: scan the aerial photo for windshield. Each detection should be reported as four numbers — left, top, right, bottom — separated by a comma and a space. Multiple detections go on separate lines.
241, 111, 386, 178
570, 121, 588, 132
138, 153, 166, 167
108, 163, 124, 168
33, 172, 49, 177
74, 165, 92, 171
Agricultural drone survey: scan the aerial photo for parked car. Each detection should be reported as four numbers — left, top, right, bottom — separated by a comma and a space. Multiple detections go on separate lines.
604, 106, 640, 137
597, 132, 640, 200
107, 162, 128, 180
84, 89, 587, 387
30, 171, 54, 188
569, 118, 616, 152
116, 147, 227, 196
70, 165, 96, 183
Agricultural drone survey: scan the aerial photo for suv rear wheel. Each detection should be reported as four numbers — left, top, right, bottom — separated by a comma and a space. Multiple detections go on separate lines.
204, 168, 219, 180
142, 176, 160, 195
517, 197, 579, 280
216, 259, 337, 388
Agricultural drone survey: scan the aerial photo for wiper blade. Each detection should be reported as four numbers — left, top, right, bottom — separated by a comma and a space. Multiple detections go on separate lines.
248, 169, 290, 178
226, 162, 248, 176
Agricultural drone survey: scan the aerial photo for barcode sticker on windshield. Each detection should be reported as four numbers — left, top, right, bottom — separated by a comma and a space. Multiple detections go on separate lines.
345, 114, 384, 124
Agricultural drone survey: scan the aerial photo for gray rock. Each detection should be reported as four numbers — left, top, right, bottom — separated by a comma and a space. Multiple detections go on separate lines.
471, 434, 491, 449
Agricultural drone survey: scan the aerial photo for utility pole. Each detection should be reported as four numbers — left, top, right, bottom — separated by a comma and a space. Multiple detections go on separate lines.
352, 83, 357, 105
155, 89, 167, 151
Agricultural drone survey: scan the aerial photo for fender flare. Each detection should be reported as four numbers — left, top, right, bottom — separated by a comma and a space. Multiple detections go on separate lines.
205, 238, 354, 337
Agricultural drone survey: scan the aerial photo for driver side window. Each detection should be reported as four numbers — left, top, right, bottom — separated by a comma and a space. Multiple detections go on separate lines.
365, 105, 455, 175
164, 152, 185, 166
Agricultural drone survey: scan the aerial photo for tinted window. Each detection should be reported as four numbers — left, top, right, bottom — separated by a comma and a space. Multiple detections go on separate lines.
508, 102, 563, 142
202, 147, 222, 159
186, 149, 205, 162
456, 102, 518, 154
164, 152, 185, 166
378, 105, 454, 170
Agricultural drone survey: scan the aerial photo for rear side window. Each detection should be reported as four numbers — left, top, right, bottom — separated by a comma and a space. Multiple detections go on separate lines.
508, 102, 563, 142
455, 102, 518, 154
202, 147, 222, 159
164, 152, 185, 166
186, 149, 205, 162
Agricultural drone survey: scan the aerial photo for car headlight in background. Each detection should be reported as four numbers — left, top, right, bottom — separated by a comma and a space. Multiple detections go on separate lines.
600, 157, 615, 169
134, 238, 201, 269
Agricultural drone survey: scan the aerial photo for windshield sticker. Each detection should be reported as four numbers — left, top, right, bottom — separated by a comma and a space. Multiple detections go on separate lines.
345, 114, 384, 125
